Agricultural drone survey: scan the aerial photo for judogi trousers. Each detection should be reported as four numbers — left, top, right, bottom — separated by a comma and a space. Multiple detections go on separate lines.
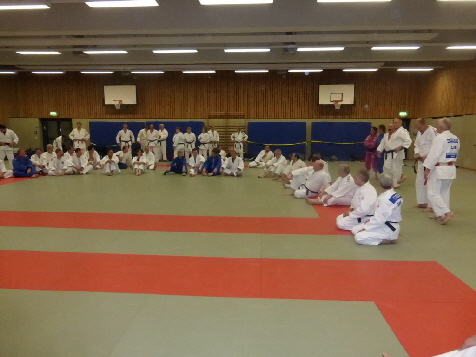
384, 153, 404, 187
249, 161, 265, 168
320, 193, 353, 206
199, 145, 208, 160
157, 141, 167, 161
427, 175, 453, 217
352, 223, 399, 246
174, 144, 185, 159
0, 147, 14, 168
103, 162, 120, 175
336, 215, 371, 231
415, 160, 430, 205
73, 165, 93, 175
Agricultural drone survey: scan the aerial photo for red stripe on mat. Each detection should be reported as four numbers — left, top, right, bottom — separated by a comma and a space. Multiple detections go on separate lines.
0, 210, 351, 235
0, 177, 34, 186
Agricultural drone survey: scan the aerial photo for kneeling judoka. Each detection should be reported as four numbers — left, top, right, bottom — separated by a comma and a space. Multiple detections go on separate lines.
352, 175, 403, 246
336, 169, 378, 231
223, 149, 244, 177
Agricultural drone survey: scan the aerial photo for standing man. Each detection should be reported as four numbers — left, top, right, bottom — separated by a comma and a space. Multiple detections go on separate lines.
69, 122, 90, 153
183, 127, 196, 158
249, 145, 274, 168
116, 123, 135, 149
231, 128, 248, 159
377, 118, 412, 188
198, 126, 210, 160
173, 127, 186, 158
0, 124, 19, 169
146, 124, 160, 161
424, 118, 460, 225
137, 124, 148, 150
157, 124, 168, 162
414, 118, 437, 209
208, 126, 220, 156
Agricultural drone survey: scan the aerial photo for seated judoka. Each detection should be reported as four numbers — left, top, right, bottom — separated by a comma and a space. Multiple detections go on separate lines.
293, 160, 330, 199
275, 153, 306, 182
99, 149, 120, 176
164, 149, 187, 176
202, 148, 222, 176
0, 159, 13, 179
41, 145, 55, 170
63, 146, 75, 162
115, 146, 132, 169
336, 170, 378, 231
223, 149, 244, 177
306, 164, 357, 206
352, 175, 403, 245
13, 149, 39, 178
284, 153, 330, 189
69, 148, 93, 175
144, 146, 156, 171
258, 149, 287, 178
30, 148, 48, 175
48, 149, 73, 176
86, 145, 101, 169
188, 148, 205, 177
132, 149, 147, 176
217, 145, 227, 165
249, 145, 274, 168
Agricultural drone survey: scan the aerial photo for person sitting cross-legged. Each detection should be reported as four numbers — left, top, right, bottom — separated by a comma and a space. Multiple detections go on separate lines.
99, 149, 120, 176
188, 148, 205, 177
13, 149, 39, 178
222, 149, 244, 177
202, 148, 222, 177
164, 149, 187, 176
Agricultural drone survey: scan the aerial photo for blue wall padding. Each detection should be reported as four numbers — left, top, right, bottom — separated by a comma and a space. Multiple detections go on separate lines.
247, 121, 306, 158
90, 121, 205, 158
311, 121, 371, 161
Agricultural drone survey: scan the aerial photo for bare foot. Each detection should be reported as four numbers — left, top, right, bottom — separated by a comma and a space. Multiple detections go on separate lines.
379, 239, 397, 245
440, 212, 454, 225
306, 197, 323, 205
397, 175, 407, 184
32, 174, 39, 178
422, 207, 433, 212
416, 204, 428, 209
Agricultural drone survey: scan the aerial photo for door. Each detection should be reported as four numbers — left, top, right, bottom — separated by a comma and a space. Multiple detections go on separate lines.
41, 118, 73, 150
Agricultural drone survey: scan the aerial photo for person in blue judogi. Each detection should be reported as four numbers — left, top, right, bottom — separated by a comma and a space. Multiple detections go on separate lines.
163, 149, 187, 176
13, 149, 39, 178
202, 148, 222, 176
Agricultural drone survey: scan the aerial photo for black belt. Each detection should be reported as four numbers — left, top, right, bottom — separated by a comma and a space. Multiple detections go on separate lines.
385, 221, 399, 232
384, 150, 395, 160
304, 185, 320, 196
357, 215, 374, 224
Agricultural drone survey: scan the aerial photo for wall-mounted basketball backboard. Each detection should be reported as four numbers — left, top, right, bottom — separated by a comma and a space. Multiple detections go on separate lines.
319, 84, 355, 105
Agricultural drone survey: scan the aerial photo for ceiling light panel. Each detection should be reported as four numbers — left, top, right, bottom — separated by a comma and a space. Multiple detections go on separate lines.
447, 45, 476, 50
199, 0, 273, 5
17, 51, 61, 55
297, 47, 344, 52
183, 70, 216, 74
224, 48, 270, 53
288, 69, 323, 73
372, 46, 420, 50
0, 4, 49, 10
153, 49, 197, 54
83, 50, 128, 54
397, 68, 434, 72
86, 0, 158, 8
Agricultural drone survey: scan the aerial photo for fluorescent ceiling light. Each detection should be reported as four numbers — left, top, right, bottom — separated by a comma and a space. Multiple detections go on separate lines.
317, 0, 391, 2
372, 46, 420, 50
343, 68, 378, 72
437, 0, 476, 2
235, 70, 269, 73
199, 0, 273, 5
288, 69, 323, 73
32, 71, 64, 74
131, 70, 164, 73
86, 0, 158, 8
224, 48, 270, 53
183, 70, 216, 74
297, 47, 344, 52
0, 4, 49, 10
16, 51, 61, 55
397, 68, 434, 72
0, 71, 17, 74
153, 49, 197, 54
83, 50, 128, 54
80, 71, 114, 74
447, 45, 476, 50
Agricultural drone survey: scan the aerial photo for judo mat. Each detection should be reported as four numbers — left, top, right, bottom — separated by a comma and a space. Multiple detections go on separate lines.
1, 161, 475, 357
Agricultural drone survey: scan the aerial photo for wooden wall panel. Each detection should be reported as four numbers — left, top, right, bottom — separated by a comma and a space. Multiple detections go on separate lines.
0, 70, 432, 121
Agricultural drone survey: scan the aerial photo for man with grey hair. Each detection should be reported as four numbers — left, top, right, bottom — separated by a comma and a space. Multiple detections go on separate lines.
424, 118, 460, 225
259, 149, 286, 178
293, 160, 329, 199
352, 175, 403, 245
414, 118, 437, 208
377, 118, 412, 188
306, 164, 357, 206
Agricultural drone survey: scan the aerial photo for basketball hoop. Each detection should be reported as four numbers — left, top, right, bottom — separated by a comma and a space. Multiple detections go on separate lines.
112, 100, 123, 110
333, 100, 343, 110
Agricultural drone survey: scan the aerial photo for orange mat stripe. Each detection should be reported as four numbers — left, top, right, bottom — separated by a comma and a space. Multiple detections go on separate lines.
0, 209, 351, 235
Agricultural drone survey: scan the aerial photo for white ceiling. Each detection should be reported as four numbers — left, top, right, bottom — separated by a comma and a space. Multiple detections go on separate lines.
0, 0, 475, 71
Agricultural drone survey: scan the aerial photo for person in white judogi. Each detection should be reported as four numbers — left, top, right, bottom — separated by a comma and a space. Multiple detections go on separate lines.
249, 145, 274, 168
208, 126, 220, 156
157, 124, 168, 162
293, 160, 330, 199
0, 159, 13, 179
69, 148, 93, 175
146, 124, 160, 161
377, 118, 412, 188
115, 146, 132, 169
63, 146, 75, 162
41, 144, 55, 169
183, 127, 196, 158
258, 149, 286, 178
231, 128, 248, 158
85, 145, 101, 169
352, 175, 403, 245
30, 148, 48, 174
336, 170, 378, 231
277, 153, 306, 181
99, 149, 120, 176
116, 123, 135, 148
0, 124, 19, 169
69, 122, 90, 152
144, 146, 156, 171
424, 118, 460, 225
188, 148, 205, 177
307, 165, 357, 206
137, 125, 148, 150
132, 149, 147, 176
172, 127, 186, 158
223, 149, 245, 177
287, 154, 330, 190
414, 118, 437, 209
198, 127, 210, 160
52, 135, 64, 152
48, 149, 73, 176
